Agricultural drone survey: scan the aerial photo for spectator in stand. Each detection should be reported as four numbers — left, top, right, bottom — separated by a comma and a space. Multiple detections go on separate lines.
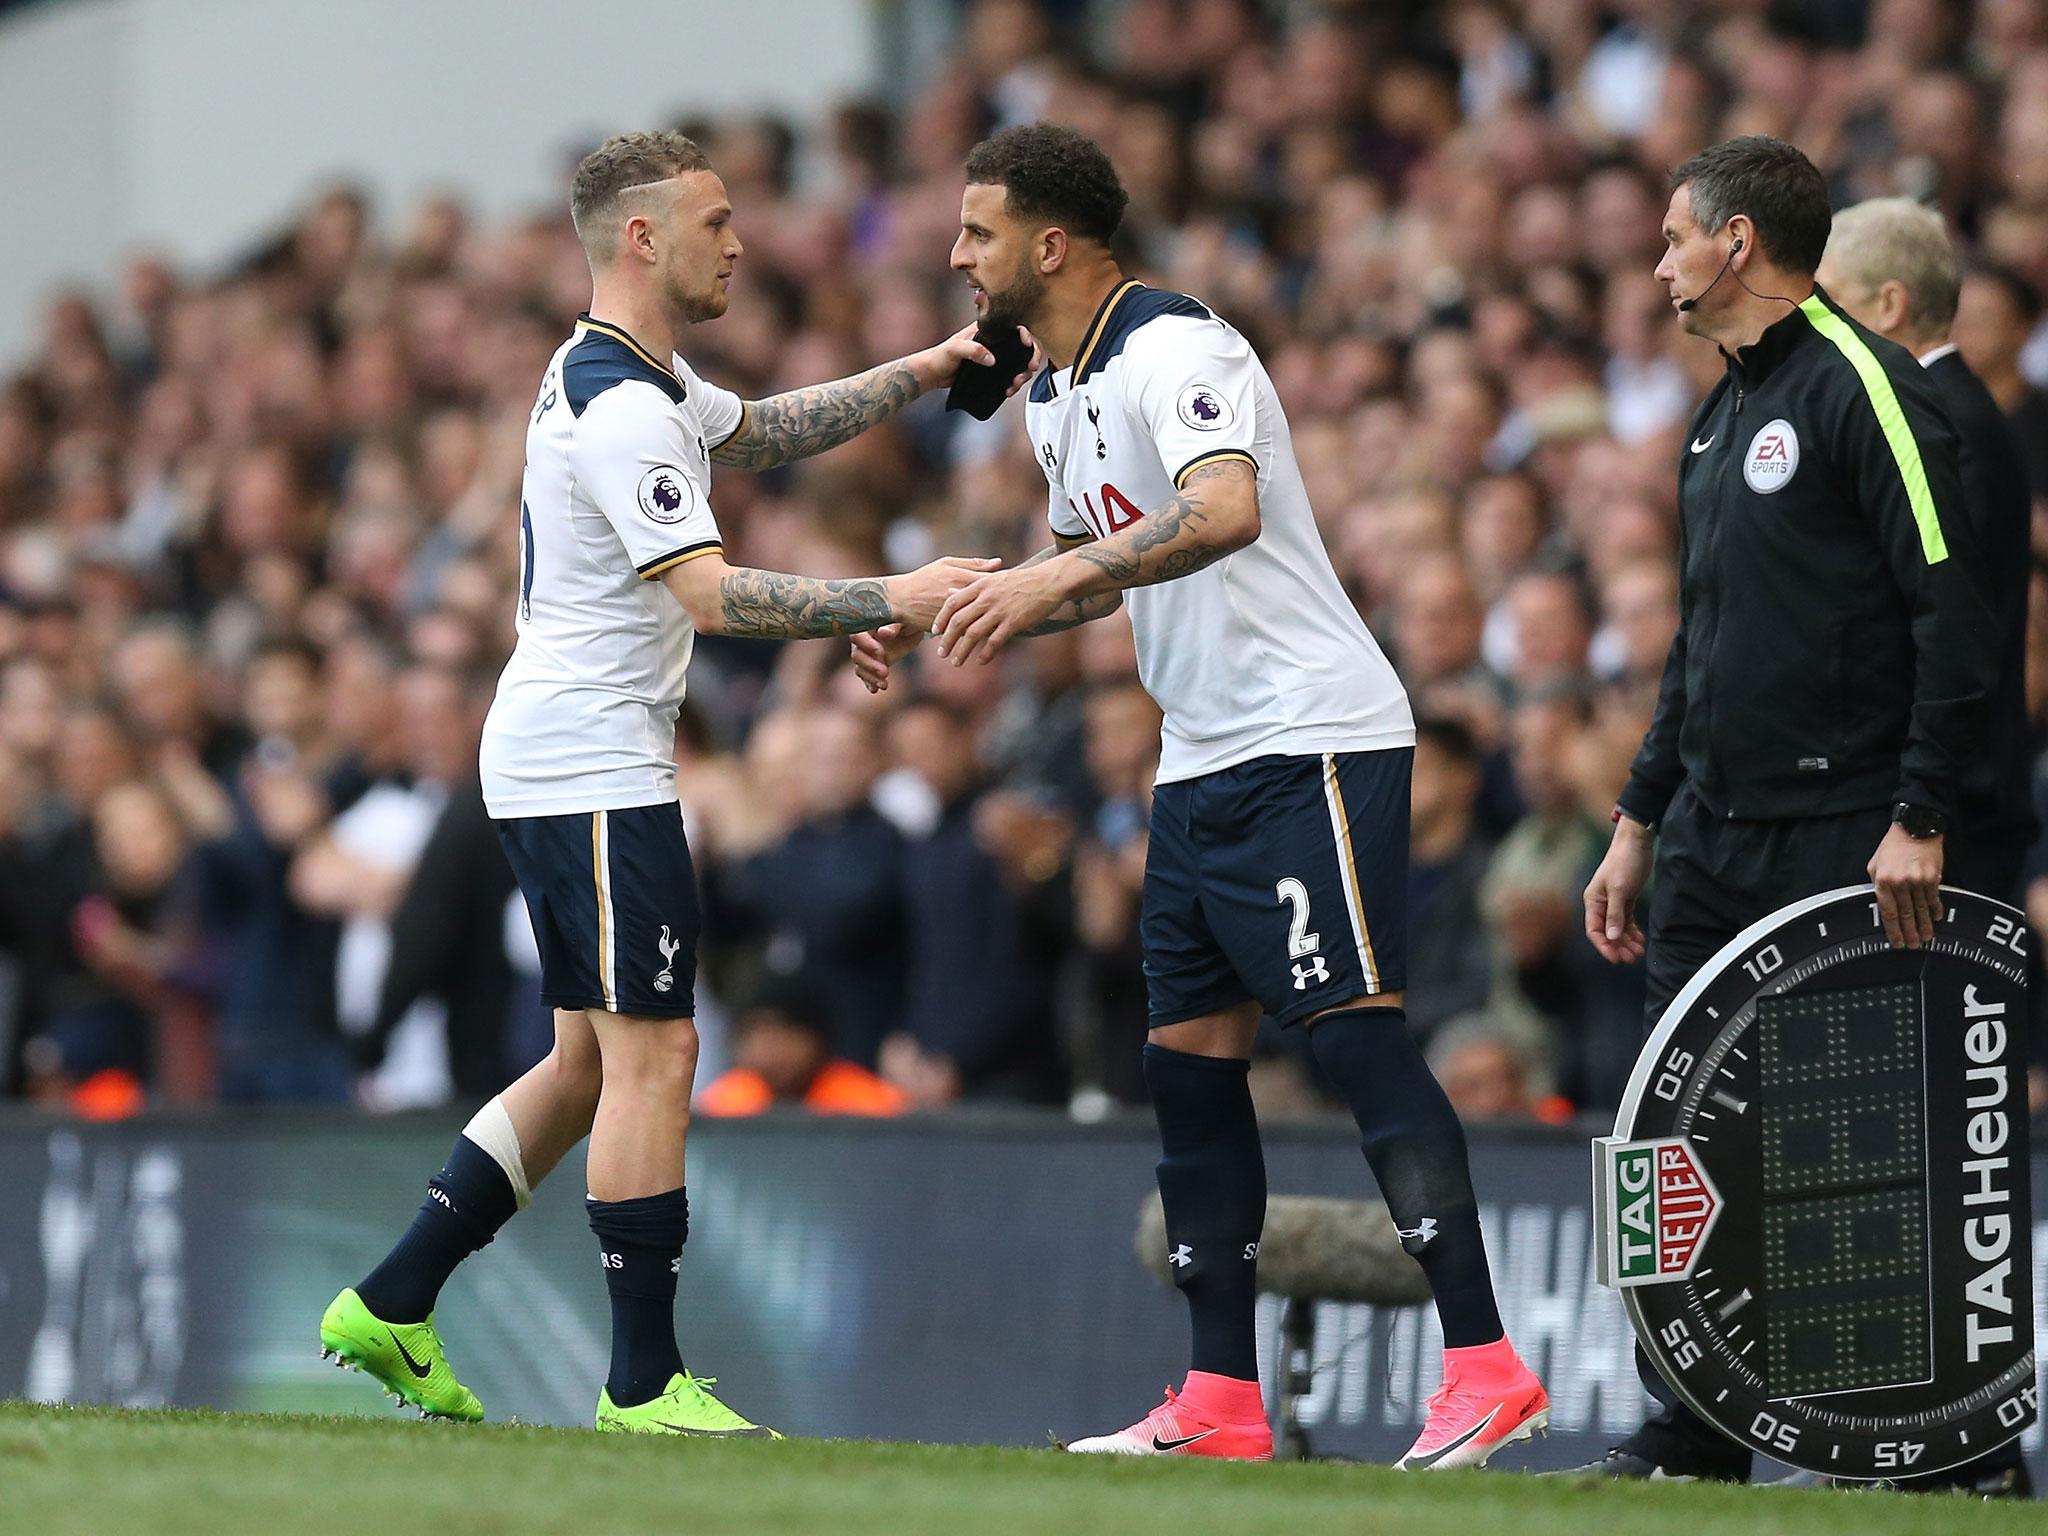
698, 973, 907, 1117
1952, 263, 2048, 503
109, 621, 241, 777
887, 694, 1066, 1104
354, 667, 531, 1099
1591, 556, 1680, 709
3, 0, 2047, 1118
1497, 566, 1594, 700
292, 667, 454, 1108
1394, 550, 1500, 702
1404, 715, 1496, 1047
1425, 1015, 1541, 1125
0, 658, 100, 1092
1481, 689, 1606, 1084
1464, 474, 1551, 613
707, 705, 905, 1068
191, 639, 359, 1104
24, 780, 205, 1117
1071, 680, 1159, 1105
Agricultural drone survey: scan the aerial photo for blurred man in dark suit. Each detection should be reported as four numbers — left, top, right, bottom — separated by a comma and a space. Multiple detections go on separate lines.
1822, 199, 2039, 911
1813, 195, 2034, 1500
1952, 261, 2048, 502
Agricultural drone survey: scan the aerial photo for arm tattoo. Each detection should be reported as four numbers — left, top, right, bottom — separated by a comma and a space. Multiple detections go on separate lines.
717, 569, 893, 638
1011, 544, 1121, 634
710, 362, 923, 471
1023, 593, 1124, 635
1073, 461, 1255, 591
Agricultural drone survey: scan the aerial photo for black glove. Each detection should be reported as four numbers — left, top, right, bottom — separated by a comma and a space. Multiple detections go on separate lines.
944, 323, 1036, 421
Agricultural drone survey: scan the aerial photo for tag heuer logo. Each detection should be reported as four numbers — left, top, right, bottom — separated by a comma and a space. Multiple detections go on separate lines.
1600, 1137, 1722, 1286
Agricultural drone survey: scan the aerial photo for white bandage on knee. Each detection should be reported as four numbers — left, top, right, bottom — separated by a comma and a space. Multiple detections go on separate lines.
462, 1096, 533, 1209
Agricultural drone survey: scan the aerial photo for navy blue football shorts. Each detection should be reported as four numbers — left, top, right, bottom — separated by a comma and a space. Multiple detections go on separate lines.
1142, 748, 1411, 1028
495, 801, 700, 1018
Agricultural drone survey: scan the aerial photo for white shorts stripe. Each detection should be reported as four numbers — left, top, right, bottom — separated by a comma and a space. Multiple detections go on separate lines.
1320, 753, 1378, 990
593, 809, 618, 1012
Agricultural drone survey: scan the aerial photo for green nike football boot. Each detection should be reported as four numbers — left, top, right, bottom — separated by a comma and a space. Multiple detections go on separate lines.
595, 1372, 781, 1438
318, 1287, 484, 1422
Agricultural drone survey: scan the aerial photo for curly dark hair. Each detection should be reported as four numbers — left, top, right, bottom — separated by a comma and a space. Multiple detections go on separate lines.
1670, 136, 1831, 277
964, 124, 1128, 245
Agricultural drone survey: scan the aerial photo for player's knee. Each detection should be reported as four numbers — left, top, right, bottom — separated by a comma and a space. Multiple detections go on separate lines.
545, 1038, 603, 1105
608, 1014, 700, 1092
1147, 1004, 1259, 1060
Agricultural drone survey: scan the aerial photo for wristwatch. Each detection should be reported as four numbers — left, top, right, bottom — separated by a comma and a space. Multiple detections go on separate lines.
1891, 801, 1947, 839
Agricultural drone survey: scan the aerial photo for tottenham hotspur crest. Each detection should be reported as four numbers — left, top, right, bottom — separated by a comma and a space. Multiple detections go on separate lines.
653, 925, 681, 993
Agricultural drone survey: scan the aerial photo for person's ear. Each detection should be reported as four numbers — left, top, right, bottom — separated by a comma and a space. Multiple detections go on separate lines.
624, 212, 657, 265
1879, 279, 1912, 334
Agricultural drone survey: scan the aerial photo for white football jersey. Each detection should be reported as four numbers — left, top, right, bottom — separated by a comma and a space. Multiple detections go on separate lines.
1024, 281, 1413, 783
480, 316, 745, 818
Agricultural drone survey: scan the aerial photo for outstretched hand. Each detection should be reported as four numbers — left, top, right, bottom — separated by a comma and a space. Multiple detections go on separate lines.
851, 624, 927, 694
933, 563, 1068, 666
887, 555, 1003, 632
912, 321, 1037, 397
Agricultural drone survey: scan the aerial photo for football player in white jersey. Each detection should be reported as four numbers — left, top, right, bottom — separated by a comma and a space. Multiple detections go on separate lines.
321, 132, 1021, 1436
903, 125, 1547, 1468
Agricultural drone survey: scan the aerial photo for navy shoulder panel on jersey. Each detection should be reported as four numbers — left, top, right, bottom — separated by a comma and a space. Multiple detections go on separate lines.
563, 321, 689, 417
1029, 365, 1058, 404
1071, 284, 1212, 388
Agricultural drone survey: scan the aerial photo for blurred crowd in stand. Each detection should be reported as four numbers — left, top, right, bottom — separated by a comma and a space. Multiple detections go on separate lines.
5, 0, 2048, 1124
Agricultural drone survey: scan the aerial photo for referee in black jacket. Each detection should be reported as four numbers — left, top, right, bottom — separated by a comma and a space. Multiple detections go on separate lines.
1577, 138, 1999, 1484
1808, 197, 2036, 1498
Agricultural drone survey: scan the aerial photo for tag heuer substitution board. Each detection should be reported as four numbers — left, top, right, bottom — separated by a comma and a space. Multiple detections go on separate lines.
1595, 885, 2036, 1478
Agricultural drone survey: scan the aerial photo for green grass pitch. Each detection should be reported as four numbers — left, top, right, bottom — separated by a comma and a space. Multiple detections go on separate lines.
0, 1401, 2026, 1536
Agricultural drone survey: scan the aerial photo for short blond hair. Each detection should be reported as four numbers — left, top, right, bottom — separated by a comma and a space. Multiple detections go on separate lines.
569, 132, 713, 259
1825, 197, 1961, 341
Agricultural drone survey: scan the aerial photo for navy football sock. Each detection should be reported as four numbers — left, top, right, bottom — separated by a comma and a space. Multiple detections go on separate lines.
1309, 1007, 1504, 1349
1145, 1044, 1266, 1383
356, 1133, 521, 1324
587, 1187, 689, 1408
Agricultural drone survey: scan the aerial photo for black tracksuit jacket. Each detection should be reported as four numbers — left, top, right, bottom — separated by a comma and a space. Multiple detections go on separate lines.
1618, 287, 1994, 829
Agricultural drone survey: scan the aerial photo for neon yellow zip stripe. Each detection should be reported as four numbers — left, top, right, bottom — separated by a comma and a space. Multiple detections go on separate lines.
1797, 294, 1948, 565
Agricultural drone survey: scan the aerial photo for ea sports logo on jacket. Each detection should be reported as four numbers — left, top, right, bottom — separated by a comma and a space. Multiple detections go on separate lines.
1744, 418, 1799, 493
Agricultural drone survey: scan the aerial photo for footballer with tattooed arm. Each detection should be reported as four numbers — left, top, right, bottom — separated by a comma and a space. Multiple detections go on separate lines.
859, 125, 1547, 1471
318, 130, 1024, 1438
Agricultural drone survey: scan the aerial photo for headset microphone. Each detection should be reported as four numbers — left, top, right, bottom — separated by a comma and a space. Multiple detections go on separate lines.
1677, 236, 1743, 313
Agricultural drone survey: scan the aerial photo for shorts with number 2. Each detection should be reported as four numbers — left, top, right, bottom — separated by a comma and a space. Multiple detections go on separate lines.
1141, 748, 1410, 1027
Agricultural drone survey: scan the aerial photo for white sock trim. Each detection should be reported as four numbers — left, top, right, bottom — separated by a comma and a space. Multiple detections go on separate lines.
462, 1096, 532, 1210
